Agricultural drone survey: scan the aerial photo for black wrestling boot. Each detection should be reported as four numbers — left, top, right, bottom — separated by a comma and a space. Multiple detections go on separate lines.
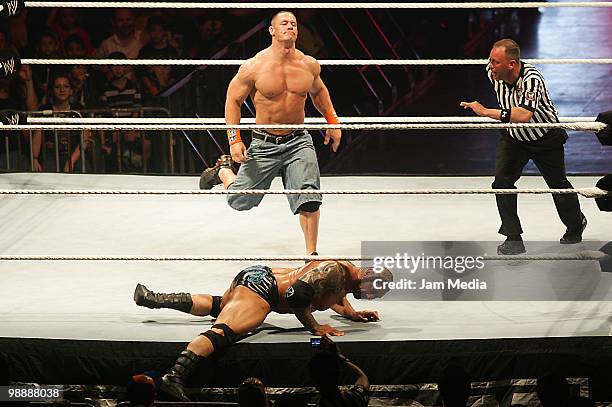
199, 155, 233, 190
160, 349, 202, 401
134, 283, 193, 313
497, 235, 526, 255
560, 215, 587, 244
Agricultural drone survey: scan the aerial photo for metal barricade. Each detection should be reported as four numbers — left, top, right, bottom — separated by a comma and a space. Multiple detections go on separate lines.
75, 106, 173, 174
13, 107, 176, 175
26, 109, 87, 173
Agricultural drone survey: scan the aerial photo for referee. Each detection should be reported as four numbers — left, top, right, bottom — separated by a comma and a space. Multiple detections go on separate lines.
461, 39, 586, 255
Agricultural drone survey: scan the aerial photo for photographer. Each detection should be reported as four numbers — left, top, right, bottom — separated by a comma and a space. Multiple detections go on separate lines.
308, 336, 370, 407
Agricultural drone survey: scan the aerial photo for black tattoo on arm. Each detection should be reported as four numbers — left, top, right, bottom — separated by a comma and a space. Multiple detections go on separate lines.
299, 261, 347, 297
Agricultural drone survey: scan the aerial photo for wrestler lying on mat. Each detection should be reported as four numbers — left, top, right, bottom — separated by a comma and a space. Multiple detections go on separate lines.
133, 260, 393, 401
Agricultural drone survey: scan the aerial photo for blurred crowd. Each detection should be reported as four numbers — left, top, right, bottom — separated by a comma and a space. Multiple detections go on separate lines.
0, 7, 257, 173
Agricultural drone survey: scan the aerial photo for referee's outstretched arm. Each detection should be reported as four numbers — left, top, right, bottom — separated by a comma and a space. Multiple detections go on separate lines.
459, 101, 533, 123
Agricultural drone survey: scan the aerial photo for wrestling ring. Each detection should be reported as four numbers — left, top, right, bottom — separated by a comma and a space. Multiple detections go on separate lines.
1, 0, 612, 403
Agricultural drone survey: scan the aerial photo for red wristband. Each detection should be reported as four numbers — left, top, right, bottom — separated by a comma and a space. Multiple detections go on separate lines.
324, 109, 340, 124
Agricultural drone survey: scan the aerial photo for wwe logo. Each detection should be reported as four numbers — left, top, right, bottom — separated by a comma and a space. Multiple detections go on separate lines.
1, 58, 15, 76
1, 1, 19, 16
6, 114, 19, 125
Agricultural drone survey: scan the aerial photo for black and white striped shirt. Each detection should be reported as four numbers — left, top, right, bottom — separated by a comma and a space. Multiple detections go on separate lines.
487, 62, 559, 141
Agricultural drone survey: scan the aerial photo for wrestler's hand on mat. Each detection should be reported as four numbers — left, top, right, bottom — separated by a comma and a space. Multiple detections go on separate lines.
230, 141, 248, 163
460, 101, 486, 116
324, 128, 341, 152
349, 310, 380, 322
314, 324, 344, 336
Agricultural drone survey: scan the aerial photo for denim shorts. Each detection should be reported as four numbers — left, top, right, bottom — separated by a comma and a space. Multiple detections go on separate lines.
227, 130, 322, 214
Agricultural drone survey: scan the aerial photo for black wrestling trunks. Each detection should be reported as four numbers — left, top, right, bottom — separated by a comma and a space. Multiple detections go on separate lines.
231, 265, 279, 307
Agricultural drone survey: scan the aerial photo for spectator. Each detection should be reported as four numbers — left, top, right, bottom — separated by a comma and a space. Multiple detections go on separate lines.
189, 15, 228, 58
99, 52, 149, 172
167, 20, 187, 58
99, 52, 142, 110
64, 34, 86, 58
137, 15, 178, 99
138, 61, 175, 109
63, 35, 103, 108
32, 30, 62, 104
34, 30, 62, 59
164, 18, 190, 86
309, 337, 370, 407
98, 9, 145, 59
438, 364, 471, 407
125, 372, 156, 407
536, 373, 570, 407
138, 15, 178, 60
238, 377, 270, 407
35, 73, 90, 173
69, 64, 103, 108
47, 8, 94, 55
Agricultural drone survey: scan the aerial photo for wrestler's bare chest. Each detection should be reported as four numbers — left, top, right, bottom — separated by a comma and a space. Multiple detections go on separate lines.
253, 62, 315, 100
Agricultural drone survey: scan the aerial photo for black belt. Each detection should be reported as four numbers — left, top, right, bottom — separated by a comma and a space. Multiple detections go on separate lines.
252, 130, 303, 145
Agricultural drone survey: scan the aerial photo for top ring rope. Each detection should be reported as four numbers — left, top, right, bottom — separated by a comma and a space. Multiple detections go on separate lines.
23, 2, 612, 9
28, 116, 598, 124
20, 58, 612, 66
0, 122, 606, 131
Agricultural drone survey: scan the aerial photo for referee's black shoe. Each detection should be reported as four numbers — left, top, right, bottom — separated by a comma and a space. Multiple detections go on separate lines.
497, 236, 526, 255
560, 215, 587, 244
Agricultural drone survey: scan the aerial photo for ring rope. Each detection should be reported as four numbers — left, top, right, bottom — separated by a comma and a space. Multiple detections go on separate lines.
0, 251, 607, 262
0, 188, 608, 198
27, 116, 598, 124
0, 122, 606, 131
20, 58, 612, 66
23, 2, 612, 9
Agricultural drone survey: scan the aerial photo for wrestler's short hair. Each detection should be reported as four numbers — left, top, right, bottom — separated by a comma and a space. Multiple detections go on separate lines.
354, 267, 393, 299
493, 38, 520, 62
270, 10, 297, 26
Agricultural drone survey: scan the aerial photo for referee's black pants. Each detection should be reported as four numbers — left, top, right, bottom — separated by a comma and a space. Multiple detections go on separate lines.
492, 129, 583, 237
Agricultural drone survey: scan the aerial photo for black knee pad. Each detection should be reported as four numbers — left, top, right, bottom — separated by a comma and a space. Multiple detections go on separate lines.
210, 296, 222, 318
211, 323, 237, 344
298, 201, 321, 213
199, 323, 237, 356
